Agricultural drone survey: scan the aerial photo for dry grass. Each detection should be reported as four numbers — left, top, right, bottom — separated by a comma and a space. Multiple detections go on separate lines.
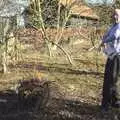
0, 27, 116, 120
0, 27, 105, 101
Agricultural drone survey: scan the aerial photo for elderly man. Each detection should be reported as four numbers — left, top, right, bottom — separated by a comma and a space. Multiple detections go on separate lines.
100, 9, 120, 111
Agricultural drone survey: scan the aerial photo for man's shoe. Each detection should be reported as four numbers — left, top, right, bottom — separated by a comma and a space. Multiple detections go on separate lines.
100, 105, 110, 113
112, 103, 120, 108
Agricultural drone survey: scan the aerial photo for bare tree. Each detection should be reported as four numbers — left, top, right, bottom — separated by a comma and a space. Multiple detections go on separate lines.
0, 0, 30, 73
30, 0, 74, 65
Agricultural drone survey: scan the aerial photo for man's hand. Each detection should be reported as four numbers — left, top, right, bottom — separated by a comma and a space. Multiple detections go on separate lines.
97, 42, 105, 52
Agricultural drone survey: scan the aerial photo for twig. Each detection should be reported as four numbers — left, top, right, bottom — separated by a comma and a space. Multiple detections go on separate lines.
30, 24, 74, 65
49, 40, 74, 65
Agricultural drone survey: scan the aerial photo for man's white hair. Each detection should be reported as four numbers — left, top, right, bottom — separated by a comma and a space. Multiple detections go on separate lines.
115, 9, 120, 23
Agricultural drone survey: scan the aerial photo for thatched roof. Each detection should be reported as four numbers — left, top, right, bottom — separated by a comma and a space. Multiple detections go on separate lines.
59, 0, 99, 20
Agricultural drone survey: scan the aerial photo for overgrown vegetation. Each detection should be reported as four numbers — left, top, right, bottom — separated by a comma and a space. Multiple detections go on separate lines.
0, 0, 120, 120
30, 0, 68, 28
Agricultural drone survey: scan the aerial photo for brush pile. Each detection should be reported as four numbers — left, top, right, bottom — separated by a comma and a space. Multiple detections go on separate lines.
17, 77, 50, 112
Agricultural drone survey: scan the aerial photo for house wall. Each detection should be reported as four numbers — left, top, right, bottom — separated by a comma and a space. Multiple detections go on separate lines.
67, 16, 99, 28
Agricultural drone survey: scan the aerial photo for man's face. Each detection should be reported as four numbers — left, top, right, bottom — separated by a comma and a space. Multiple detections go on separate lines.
114, 12, 118, 23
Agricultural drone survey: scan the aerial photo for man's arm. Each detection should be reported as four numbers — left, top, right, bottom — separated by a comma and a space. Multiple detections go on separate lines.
102, 24, 120, 43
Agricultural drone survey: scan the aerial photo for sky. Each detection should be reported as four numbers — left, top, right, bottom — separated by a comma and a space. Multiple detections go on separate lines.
84, 0, 115, 6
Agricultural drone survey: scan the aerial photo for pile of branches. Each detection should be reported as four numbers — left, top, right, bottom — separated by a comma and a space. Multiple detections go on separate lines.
17, 77, 50, 112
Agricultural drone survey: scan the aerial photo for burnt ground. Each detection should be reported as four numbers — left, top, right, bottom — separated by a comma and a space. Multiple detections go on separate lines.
0, 88, 120, 120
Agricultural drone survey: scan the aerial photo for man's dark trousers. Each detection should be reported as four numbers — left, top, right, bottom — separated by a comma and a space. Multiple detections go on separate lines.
102, 55, 120, 108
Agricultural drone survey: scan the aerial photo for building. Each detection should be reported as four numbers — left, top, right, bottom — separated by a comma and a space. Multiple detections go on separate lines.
59, 0, 99, 27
